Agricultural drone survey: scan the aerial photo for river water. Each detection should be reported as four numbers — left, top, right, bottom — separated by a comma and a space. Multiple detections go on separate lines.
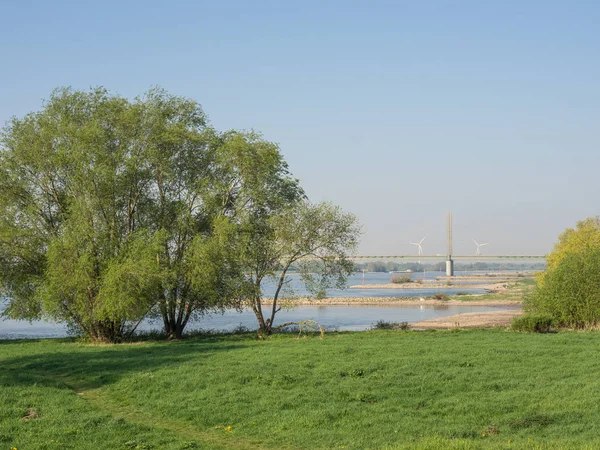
0, 271, 518, 339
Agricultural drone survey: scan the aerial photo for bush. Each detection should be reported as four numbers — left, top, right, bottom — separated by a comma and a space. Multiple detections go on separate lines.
391, 274, 412, 284
526, 246, 600, 328
372, 320, 410, 330
432, 293, 449, 301
511, 314, 555, 333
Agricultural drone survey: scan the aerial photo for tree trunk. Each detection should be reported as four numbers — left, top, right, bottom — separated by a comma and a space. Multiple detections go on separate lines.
252, 296, 271, 339
88, 319, 123, 343
162, 304, 190, 339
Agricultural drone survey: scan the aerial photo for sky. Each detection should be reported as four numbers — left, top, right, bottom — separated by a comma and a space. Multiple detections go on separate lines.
1, 1, 599, 256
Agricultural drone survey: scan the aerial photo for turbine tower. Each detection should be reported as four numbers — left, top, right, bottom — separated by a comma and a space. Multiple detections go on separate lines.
473, 239, 489, 256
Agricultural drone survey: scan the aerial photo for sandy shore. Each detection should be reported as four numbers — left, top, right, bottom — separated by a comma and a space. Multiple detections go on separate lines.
261, 297, 521, 307
412, 309, 522, 329
349, 282, 509, 291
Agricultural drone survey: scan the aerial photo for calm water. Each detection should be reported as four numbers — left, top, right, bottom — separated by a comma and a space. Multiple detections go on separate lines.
0, 304, 520, 339
0, 271, 515, 339
262, 271, 490, 298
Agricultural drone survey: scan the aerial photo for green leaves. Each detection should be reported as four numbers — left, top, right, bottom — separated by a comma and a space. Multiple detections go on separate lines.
0, 87, 215, 341
527, 247, 600, 328
0, 86, 360, 340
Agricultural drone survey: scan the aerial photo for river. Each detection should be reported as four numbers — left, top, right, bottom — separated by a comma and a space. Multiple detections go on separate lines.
0, 271, 518, 339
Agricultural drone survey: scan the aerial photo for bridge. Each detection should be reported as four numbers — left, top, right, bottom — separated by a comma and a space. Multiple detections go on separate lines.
354, 212, 546, 276
351, 255, 546, 261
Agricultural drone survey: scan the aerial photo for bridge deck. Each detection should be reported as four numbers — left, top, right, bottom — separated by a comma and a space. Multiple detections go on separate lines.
351, 255, 545, 261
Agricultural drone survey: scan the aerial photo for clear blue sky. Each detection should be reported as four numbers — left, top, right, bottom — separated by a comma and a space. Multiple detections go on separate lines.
2, 1, 599, 255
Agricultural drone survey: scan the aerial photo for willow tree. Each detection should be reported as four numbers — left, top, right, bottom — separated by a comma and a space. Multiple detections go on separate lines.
241, 201, 360, 338
0, 87, 162, 341
0, 87, 244, 341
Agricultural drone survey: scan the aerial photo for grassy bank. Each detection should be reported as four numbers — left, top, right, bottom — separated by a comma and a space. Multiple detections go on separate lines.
2, 329, 598, 449
453, 278, 536, 303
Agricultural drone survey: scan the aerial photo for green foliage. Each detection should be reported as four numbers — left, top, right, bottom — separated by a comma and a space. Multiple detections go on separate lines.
0, 87, 168, 341
545, 217, 600, 272
0, 87, 298, 341
526, 247, 600, 328
0, 86, 359, 341
391, 274, 412, 284
511, 314, 555, 333
241, 201, 360, 336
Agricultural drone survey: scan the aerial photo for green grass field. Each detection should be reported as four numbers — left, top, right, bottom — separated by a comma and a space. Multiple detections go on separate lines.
2, 329, 600, 449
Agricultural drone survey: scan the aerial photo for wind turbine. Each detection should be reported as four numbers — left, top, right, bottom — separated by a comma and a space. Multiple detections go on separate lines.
410, 236, 426, 256
473, 239, 489, 256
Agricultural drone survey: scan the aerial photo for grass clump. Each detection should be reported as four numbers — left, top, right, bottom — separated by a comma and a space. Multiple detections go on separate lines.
432, 293, 449, 301
511, 314, 555, 333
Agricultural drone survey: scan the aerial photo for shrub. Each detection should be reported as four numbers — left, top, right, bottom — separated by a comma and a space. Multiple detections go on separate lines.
372, 320, 410, 330
511, 314, 555, 333
525, 246, 600, 328
432, 293, 449, 301
391, 274, 412, 284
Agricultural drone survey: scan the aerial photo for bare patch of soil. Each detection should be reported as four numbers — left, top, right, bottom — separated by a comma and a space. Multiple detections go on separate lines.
412, 309, 523, 329
22, 408, 41, 421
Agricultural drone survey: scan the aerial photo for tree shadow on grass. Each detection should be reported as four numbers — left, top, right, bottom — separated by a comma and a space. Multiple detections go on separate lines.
0, 335, 250, 392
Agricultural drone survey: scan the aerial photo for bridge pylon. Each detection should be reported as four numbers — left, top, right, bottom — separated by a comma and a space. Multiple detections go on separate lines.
446, 211, 454, 276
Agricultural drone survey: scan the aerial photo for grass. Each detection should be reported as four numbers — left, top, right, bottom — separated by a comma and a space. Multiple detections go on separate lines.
3, 329, 600, 449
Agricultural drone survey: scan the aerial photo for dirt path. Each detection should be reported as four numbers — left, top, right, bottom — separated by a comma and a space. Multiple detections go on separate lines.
412, 309, 522, 329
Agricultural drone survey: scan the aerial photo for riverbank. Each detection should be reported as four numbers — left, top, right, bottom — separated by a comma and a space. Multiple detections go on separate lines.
261, 297, 521, 307
412, 309, 522, 329
348, 282, 510, 291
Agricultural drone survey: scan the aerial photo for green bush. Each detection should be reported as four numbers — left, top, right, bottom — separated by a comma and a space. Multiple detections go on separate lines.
391, 274, 412, 284
372, 320, 410, 330
511, 314, 555, 333
526, 247, 600, 328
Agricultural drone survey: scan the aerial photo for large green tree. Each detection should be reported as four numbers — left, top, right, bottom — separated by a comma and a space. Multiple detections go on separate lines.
0, 87, 243, 341
0, 86, 360, 341
0, 87, 161, 341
